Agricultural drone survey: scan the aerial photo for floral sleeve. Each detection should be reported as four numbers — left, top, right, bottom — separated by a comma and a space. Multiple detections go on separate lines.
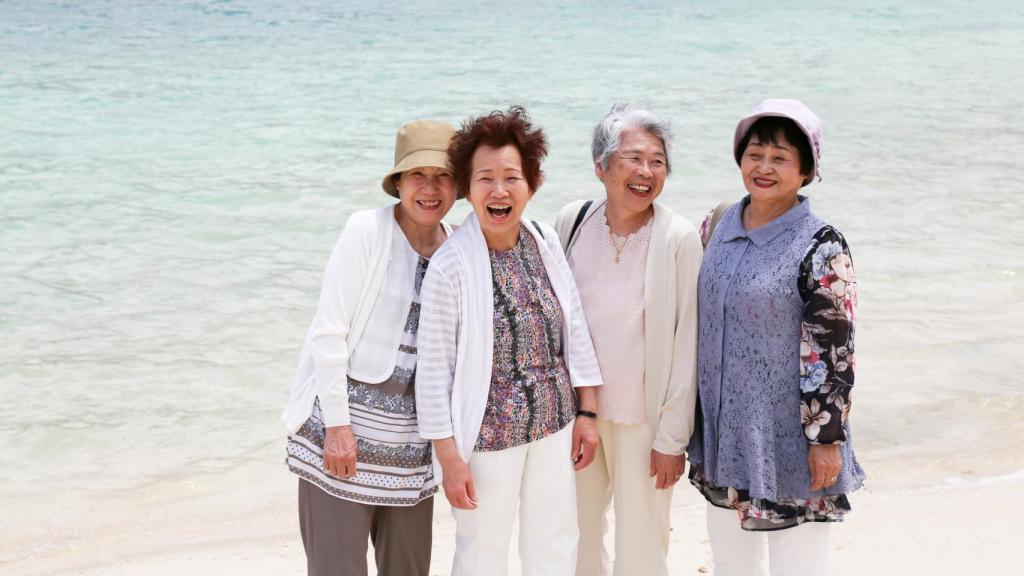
798, 226, 856, 445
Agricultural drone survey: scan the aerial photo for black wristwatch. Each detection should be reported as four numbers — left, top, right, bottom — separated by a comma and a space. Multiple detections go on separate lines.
576, 409, 598, 419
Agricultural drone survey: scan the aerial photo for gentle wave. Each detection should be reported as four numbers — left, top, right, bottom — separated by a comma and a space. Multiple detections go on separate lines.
2, 0, 1023, 496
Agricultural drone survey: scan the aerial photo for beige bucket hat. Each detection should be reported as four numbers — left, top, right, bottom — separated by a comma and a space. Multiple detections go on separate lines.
381, 119, 457, 197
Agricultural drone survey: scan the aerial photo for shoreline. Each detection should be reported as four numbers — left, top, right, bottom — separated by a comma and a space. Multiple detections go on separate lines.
5, 444, 1024, 576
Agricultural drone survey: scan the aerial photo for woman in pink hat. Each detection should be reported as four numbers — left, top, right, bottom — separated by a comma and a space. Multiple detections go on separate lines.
686, 99, 866, 576
282, 119, 458, 576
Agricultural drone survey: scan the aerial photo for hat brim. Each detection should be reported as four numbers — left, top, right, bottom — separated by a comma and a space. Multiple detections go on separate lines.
733, 113, 818, 187
381, 149, 455, 198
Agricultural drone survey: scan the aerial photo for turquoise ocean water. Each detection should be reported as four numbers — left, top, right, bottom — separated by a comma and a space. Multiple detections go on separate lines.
2, 0, 1023, 501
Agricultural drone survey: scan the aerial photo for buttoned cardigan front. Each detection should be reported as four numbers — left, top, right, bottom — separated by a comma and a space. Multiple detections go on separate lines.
688, 198, 865, 501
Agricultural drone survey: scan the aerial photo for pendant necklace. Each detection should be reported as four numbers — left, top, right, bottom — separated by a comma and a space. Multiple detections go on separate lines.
610, 231, 627, 264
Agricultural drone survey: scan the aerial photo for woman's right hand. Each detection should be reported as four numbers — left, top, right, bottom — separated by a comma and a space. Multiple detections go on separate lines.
434, 437, 477, 510
442, 459, 478, 510
323, 425, 358, 478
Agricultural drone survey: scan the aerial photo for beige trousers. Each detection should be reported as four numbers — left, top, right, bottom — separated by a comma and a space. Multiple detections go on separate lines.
575, 420, 673, 576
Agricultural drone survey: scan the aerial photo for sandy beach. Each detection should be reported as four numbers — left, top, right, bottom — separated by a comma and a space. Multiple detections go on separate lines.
5, 430, 1023, 576
7, 319, 1022, 575
4, 1, 1024, 575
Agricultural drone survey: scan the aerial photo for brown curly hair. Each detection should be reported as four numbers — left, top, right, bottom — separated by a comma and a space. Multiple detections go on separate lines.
448, 106, 549, 197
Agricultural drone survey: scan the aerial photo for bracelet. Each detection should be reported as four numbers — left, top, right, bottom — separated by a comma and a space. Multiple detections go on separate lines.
576, 409, 598, 419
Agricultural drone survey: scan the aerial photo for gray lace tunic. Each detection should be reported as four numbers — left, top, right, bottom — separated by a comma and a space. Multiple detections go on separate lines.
687, 197, 866, 530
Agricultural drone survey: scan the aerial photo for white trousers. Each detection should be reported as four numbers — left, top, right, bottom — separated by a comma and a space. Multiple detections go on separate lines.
706, 503, 831, 576
451, 424, 578, 576
575, 420, 672, 576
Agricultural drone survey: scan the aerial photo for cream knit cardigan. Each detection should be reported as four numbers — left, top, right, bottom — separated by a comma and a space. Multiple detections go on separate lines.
416, 212, 602, 468
282, 204, 451, 434
555, 199, 702, 456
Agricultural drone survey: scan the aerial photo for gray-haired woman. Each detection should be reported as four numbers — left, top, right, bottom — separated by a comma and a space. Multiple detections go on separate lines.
282, 120, 458, 576
556, 103, 703, 576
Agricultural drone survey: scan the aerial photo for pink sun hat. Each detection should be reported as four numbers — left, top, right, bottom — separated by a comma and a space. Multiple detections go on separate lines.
733, 98, 823, 186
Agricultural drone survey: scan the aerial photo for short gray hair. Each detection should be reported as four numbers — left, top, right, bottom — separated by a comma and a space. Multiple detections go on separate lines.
592, 103, 674, 174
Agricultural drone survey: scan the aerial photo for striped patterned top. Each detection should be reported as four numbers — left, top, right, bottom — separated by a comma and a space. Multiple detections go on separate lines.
285, 229, 436, 506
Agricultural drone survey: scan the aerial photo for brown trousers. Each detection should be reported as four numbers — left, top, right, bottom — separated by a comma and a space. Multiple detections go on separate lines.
297, 479, 433, 576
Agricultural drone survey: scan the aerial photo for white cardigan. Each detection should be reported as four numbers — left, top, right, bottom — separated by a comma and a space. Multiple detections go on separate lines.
282, 204, 451, 434
415, 212, 602, 468
556, 199, 702, 456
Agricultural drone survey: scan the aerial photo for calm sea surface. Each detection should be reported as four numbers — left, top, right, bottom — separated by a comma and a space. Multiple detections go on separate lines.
2, 0, 1023, 498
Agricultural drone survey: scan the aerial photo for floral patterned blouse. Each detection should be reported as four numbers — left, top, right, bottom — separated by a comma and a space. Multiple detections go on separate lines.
474, 225, 576, 452
687, 197, 866, 531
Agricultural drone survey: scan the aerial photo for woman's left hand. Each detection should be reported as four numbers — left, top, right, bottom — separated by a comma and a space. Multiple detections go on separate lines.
571, 417, 599, 470
808, 444, 843, 491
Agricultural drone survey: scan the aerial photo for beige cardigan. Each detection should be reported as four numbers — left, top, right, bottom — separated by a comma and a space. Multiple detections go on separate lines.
555, 199, 702, 456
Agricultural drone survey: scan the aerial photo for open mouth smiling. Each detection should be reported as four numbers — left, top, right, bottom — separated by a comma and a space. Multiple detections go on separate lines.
627, 183, 651, 195
486, 203, 513, 217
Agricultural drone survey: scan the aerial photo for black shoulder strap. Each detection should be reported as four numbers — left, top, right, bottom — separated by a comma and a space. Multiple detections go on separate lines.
568, 200, 594, 244
531, 220, 545, 239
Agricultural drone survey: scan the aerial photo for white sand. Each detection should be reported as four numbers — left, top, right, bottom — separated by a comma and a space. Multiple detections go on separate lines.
5, 446, 1024, 576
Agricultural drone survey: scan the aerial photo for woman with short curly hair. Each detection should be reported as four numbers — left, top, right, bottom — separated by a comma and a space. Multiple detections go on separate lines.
416, 106, 602, 575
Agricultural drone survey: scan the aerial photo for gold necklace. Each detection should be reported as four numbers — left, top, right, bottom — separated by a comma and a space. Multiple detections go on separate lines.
609, 231, 627, 264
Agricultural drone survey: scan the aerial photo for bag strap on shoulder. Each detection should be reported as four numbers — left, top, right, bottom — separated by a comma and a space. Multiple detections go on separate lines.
568, 200, 594, 245
706, 200, 732, 245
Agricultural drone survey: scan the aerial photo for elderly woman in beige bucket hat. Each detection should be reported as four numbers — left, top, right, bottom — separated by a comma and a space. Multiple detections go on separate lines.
283, 119, 458, 576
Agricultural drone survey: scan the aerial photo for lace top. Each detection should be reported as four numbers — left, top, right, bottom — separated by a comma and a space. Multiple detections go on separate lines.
687, 196, 866, 530
566, 204, 651, 424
